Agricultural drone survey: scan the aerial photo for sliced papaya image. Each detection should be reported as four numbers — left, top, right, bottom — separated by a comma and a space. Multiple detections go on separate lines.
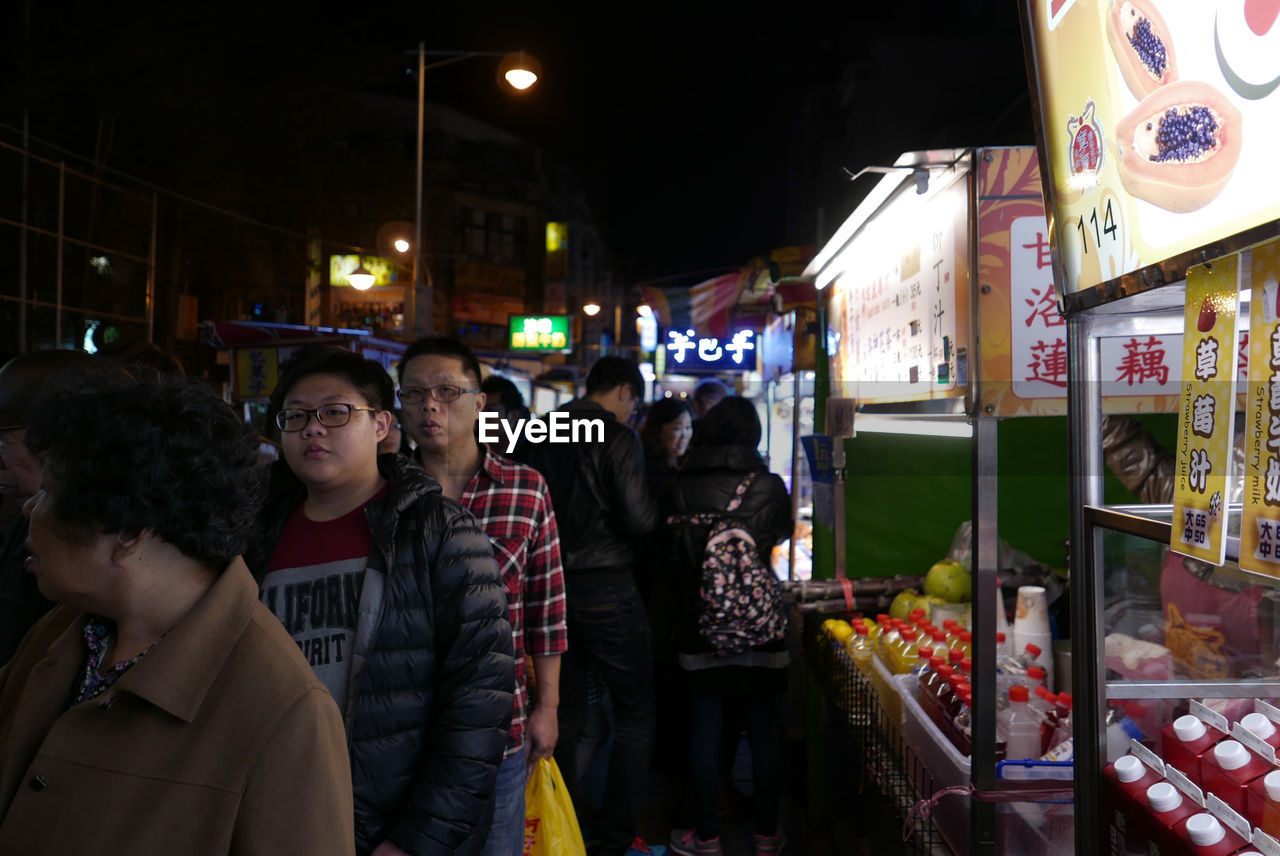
1107, 0, 1178, 98
1116, 80, 1242, 213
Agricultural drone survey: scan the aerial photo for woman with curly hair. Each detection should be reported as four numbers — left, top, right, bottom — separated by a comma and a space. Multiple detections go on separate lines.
0, 370, 355, 855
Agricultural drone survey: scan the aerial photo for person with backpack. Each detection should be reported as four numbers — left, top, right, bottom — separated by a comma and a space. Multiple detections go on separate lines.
659, 397, 792, 856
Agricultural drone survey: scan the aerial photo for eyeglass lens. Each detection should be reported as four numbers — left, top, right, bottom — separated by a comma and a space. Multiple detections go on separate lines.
277, 404, 354, 431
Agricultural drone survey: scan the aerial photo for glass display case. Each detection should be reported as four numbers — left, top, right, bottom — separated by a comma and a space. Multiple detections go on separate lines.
1070, 281, 1280, 854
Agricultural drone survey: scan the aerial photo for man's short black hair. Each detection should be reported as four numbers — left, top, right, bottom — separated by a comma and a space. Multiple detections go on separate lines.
693, 377, 731, 408
694, 396, 762, 449
481, 375, 529, 418
26, 370, 266, 570
585, 356, 644, 401
270, 346, 395, 416
398, 336, 484, 387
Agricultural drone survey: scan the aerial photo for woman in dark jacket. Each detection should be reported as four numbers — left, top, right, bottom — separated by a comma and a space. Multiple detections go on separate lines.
640, 396, 694, 499
660, 397, 792, 856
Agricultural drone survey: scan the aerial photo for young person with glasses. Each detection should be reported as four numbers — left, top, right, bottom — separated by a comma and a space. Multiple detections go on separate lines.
398, 337, 567, 856
246, 346, 514, 856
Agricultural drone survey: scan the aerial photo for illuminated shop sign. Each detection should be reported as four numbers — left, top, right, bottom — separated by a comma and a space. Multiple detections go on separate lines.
664, 328, 756, 373
329, 255, 403, 287
510, 315, 572, 352
1022, 1, 1280, 294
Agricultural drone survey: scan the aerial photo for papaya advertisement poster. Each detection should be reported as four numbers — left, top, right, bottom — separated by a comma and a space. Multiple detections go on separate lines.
1171, 255, 1240, 566
977, 145, 1194, 417
1024, 0, 1280, 294
1242, 239, 1280, 578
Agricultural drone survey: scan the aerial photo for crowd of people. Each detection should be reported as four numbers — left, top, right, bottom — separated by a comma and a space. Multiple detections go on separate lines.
0, 338, 793, 856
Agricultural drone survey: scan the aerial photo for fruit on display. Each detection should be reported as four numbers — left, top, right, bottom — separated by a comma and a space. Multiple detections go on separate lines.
889, 589, 919, 620
924, 558, 973, 603
1106, 0, 1177, 98
1116, 80, 1242, 213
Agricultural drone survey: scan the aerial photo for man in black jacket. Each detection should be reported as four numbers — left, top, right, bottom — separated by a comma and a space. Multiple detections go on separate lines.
248, 347, 514, 856
517, 356, 658, 856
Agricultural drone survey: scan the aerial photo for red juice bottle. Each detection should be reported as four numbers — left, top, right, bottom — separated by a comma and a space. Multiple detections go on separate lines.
923, 664, 955, 727
1142, 781, 1199, 856
1171, 812, 1249, 856
1240, 713, 1280, 750
1162, 715, 1225, 789
1245, 768, 1280, 833
1199, 739, 1273, 818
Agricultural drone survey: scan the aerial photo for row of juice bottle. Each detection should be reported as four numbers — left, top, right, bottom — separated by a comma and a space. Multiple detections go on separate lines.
822, 611, 1072, 763
913, 637, 1073, 763
1105, 708, 1280, 855
827, 609, 977, 675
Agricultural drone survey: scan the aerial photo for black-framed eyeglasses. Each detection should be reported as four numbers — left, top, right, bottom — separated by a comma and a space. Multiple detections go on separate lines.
275, 403, 378, 432
399, 385, 480, 405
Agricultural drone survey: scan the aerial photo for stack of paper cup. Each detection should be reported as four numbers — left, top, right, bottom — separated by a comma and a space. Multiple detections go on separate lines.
1013, 585, 1054, 691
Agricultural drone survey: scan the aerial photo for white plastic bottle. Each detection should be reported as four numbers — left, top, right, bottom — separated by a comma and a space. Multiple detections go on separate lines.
999, 685, 1042, 760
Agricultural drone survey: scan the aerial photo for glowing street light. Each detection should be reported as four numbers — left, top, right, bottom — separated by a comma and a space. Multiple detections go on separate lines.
582, 301, 601, 317
393, 238, 410, 254
410, 45, 543, 336
499, 51, 540, 90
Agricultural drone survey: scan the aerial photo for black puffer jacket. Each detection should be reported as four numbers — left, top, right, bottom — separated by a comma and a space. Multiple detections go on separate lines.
660, 445, 792, 692
247, 454, 514, 856
516, 399, 657, 575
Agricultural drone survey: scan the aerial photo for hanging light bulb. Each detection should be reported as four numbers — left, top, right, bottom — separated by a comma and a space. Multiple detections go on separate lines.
349, 264, 376, 291
582, 301, 601, 317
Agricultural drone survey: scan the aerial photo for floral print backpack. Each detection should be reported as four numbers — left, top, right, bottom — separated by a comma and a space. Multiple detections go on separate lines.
668, 472, 788, 656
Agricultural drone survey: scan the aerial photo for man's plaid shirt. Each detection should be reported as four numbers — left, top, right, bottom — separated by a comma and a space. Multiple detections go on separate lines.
460, 445, 567, 757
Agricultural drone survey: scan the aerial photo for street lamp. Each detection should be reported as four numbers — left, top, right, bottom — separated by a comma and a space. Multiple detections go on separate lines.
410, 44, 541, 339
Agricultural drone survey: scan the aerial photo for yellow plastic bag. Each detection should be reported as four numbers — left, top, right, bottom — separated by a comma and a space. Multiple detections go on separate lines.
524, 757, 586, 856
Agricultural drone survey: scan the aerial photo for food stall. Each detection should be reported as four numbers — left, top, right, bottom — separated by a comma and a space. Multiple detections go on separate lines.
805, 145, 1098, 855
1022, 0, 1280, 853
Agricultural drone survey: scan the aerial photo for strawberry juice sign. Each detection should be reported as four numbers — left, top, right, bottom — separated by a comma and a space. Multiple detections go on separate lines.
1023, 0, 1280, 295
1172, 255, 1240, 565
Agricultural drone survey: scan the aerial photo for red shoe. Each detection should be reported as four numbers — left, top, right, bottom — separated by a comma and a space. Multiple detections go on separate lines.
668, 828, 722, 856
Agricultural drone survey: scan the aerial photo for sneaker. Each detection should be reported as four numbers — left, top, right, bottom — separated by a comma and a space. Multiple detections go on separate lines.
668, 828, 722, 856
627, 838, 669, 856
754, 832, 787, 856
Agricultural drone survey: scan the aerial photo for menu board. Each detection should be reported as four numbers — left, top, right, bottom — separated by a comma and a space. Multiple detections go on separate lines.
833, 175, 969, 403
1023, 0, 1280, 295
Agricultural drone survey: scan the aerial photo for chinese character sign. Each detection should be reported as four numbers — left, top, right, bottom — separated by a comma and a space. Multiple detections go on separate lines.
1243, 241, 1280, 577
1172, 255, 1240, 565
1010, 216, 1069, 397
509, 315, 572, 352
663, 328, 756, 373
234, 347, 279, 400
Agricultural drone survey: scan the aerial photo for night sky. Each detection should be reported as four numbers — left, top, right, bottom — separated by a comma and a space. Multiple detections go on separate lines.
1, 0, 1034, 283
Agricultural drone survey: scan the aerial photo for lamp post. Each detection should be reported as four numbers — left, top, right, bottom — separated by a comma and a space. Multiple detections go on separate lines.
410, 44, 541, 339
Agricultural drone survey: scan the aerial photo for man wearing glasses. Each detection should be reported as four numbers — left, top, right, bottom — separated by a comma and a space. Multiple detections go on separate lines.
515, 355, 658, 856
246, 346, 514, 856
398, 336, 566, 856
